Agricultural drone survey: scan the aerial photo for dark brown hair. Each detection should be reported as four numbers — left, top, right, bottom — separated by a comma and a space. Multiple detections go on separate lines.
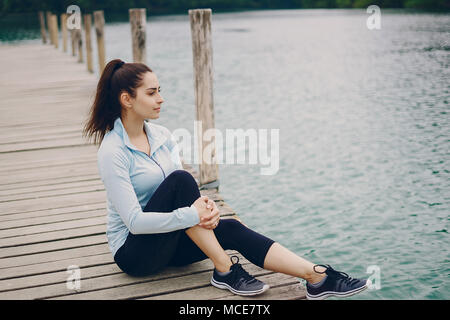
82, 59, 153, 145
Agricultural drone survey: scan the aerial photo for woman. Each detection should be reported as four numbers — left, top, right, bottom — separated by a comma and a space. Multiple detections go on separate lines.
83, 59, 371, 300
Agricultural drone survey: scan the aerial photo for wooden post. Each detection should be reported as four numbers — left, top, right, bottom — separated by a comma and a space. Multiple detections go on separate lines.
70, 29, 76, 56
189, 9, 219, 187
76, 28, 83, 63
93, 10, 106, 74
84, 14, 93, 73
61, 13, 68, 52
51, 14, 59, 49
129, 8, 146, 64
38, 11, 47, 44
46, 11, 53, 45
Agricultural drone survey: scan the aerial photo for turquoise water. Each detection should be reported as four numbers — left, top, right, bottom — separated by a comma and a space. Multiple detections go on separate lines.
2, 9, 449, 299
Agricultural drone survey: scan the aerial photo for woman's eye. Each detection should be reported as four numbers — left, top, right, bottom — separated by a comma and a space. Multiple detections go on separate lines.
149, 90, 161, 95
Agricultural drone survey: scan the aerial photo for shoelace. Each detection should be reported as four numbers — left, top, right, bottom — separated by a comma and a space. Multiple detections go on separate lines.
229, 256, 258, 285
313, 264, 361, 286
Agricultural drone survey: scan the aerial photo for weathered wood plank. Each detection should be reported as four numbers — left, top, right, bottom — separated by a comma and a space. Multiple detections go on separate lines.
0, 251, 241, 299
0, 191, 105, 215
0, 166, 99, 187
0, 210, 235, 248
50, 262, 267, 300
0, 208, 104, 230
0, 178, 102, 197
0, 245, 110, 274
1, 224, 106, 249
0, 234, 106, 258
0, 181, 105, 202
0, 203, 105, 222
143, 273, 305, 300
0, 216, 106, 239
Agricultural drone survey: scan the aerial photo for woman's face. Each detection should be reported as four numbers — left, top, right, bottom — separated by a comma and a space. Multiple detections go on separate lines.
124, 71, 164, 120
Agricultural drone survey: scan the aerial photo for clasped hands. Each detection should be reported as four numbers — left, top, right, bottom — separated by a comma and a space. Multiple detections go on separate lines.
192, 195, 220, 230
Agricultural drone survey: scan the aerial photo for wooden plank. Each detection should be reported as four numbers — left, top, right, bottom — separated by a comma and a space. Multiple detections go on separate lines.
0, 208, 105, 230
219, 281, 307, 300
0, 234, 106, 258
0, 210, 235, 248
0, 203, 105, 222
143, 273, 305, 300
0, 156, 95, 174
0, 244, 110, 272
0, 178, 101, 198
0, 143, 97, 164
0, 227, 106, 252
0, 175, 100, 194
0, 191, 105, 215
0, 251, 240, 299
0, 216, 106, 238
0, 166, 99, 187
0, 261, 118, 292
0, 180, 104, 202
0, 136, 91, 153
49, 262, 266, 300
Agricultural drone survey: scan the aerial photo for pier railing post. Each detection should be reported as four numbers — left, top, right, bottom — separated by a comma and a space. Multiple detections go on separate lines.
93, 10, 106, 74
38, 11, 47, 44
46, 11, 52, 45
84, 14, 93, 73
61, 13, 68, 52
75, 15, 84, 63
50, 14, 59, 49
189, 8, 219, 188
129, 8, 146, 64
70, 29, 76, 56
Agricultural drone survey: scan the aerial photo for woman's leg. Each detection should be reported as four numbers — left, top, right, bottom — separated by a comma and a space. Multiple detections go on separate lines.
152, 170, 325, 283
145, 170, 233, 273
172, 217, 326, 284
263, 243, 326, 284
184, 225, 232, 273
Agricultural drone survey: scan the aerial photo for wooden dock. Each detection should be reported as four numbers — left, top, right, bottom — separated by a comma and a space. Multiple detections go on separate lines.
0, 43, 306, 300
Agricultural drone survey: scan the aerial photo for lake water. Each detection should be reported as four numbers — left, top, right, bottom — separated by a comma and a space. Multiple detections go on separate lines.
1, 9, 449, 300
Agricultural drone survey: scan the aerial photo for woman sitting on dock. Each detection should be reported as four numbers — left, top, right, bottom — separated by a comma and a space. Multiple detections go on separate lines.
83, 59, 371, 300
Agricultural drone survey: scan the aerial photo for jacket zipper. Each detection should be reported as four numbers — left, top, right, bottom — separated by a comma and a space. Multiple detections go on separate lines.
146, 153, 166, 179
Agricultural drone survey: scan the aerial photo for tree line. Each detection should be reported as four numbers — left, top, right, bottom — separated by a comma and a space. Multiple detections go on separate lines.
1, 0, 448, 15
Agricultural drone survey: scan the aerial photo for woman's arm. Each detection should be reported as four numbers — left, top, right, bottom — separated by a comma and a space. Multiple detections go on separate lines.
99, 149, 200, 234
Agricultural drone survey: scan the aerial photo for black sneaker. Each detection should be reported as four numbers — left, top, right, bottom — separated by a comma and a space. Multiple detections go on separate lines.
306, 264, 371, 300
210, 256, 270, 296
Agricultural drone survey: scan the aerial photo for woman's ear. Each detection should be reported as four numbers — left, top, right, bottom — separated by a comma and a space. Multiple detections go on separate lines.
119, 91, 133, 110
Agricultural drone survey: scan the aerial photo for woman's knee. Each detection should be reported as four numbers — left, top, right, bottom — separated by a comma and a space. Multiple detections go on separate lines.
167, 170, 197, 186
215, 218, 246, 236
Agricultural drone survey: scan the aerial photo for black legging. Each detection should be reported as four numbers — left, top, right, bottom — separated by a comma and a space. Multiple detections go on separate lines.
114, 170, 275, 277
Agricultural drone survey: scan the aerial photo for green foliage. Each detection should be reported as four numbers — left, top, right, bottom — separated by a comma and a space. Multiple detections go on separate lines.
0, 0, 447, 14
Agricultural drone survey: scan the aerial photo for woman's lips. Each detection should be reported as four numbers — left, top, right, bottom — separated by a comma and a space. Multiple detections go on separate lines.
154, 108, 160, 111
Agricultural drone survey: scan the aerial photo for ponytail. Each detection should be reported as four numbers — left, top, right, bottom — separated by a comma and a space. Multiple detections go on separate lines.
82, 59, 152, 145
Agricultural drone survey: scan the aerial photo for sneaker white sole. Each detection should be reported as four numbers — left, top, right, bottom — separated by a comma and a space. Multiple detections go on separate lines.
211, 277, 270, 296
306, 279, 371, 300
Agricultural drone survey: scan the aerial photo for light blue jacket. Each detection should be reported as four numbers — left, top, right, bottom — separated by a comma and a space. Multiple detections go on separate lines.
97, 117, 200, 258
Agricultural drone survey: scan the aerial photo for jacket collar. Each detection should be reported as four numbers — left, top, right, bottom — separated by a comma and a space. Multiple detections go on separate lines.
112, 117, 167, 157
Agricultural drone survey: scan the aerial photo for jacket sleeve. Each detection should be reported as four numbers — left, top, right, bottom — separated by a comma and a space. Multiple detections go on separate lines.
99, 148, 199, 234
